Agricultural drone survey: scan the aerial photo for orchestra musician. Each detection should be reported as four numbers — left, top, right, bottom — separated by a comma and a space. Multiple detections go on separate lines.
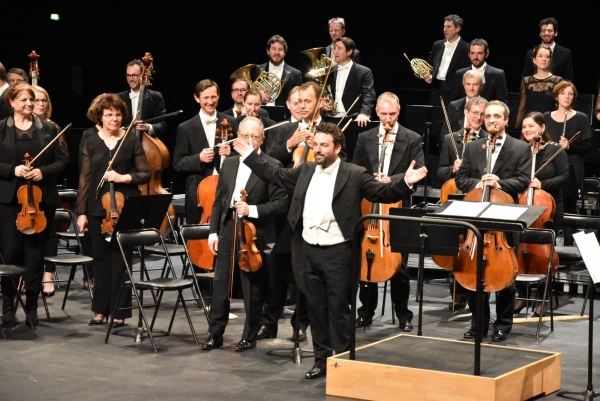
222, 79, 269, 119
596, 81, 600, 121
7, 68, 28, 87
233, 122, 427, 379
522, 17, 573, 82
0, 62, 11, 120
77, 93, 150, 327
323, 37, 375, 127
235, 89, 276, 152
352, 92, 425, 331
424, 14, 470, 106
202, 117, 288, 352
325, 17, 363, 64
118, 59, 167, 138
286, 86, 302, 123
440, 70, 485, 138
455, 100, 531, 342
253, 35, 302, 107
172, 80, 238, 224
0, 83, 68, 328
449, 39, 508, 104
515, 44, 563, 128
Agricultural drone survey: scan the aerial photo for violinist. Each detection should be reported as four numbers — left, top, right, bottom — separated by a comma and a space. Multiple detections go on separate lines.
117, 59, 167, 138
352, 92, 425, 331
0, 83, 67, 328
77, 94, 150, 327
222, 79, 269, 119
455, 100, 531, 342
235, 89, 276, 151
202, 117, 288, 352
172, 79, 238, 224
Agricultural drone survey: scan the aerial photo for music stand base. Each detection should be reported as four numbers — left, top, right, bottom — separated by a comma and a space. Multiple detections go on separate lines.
556, 389, 598, 400
266, 345, 314, 364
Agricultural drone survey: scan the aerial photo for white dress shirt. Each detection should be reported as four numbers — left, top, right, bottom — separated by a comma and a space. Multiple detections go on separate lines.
472, 62, 487, 74
333, 61, 353, 116
266, 61, 285, 106
199, 109, 219, 175
436, 37, 461, 80
0, 82, 8, 98
377, 122, 398, 175
302, 157, 346, 245
130, 90, 155, 135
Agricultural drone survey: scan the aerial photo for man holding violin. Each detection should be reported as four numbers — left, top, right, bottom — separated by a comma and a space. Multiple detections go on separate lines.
202, 117, 288, 352
455, 100, 531, 342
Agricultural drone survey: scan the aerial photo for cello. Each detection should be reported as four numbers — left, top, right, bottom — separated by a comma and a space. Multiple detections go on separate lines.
360, 124, 402, 283
452, 128, 519, 292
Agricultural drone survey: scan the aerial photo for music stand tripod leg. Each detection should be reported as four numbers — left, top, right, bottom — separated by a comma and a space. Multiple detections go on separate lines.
416, 229, 428, 336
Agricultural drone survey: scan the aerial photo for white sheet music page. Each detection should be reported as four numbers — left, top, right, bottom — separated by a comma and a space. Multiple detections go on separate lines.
479, 205, 526, 220
437, 201, 490, 217
573, 231, 600, 285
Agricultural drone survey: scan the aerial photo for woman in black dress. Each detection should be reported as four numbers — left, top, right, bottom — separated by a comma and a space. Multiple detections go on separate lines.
516, 44, 563, 128
0, 83, 68, 327
77, 94, 150, 326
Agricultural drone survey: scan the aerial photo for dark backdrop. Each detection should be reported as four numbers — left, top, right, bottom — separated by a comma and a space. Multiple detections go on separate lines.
2, 3, 599, 192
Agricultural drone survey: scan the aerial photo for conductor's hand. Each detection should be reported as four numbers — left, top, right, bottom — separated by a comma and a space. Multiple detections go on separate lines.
424, 74, 433, 84
452, 159, 462, 174
208, 237, 218, 256
200, 148, 215, 163
481, 173, 500, 189
355, 114, 371, 127
217, 144, 231, 156
233, 139, 253, 157
286, 127, 310, 150
235, 201, 249, 217
404, 160, 428, 185
77, 215, 88, 233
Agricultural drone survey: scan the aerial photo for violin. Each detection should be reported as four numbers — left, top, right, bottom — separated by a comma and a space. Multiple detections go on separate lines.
236, 190, 262, 273
452, 128, 519, 292
16, 153, 47, 235
187, 175, 219, 270
360, 124, 402, 283
292, 121, 316, 168
101, 178, 125, 235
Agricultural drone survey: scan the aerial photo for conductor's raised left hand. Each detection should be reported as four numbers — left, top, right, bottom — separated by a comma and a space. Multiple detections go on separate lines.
404, 160, 427, 185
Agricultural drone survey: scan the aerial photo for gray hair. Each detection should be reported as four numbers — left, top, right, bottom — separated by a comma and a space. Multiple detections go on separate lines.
465, 96, 488, 111
239, 116, 264, 136
444, 14, 463, 29
376, 92, 400, 108
486, 100, 510, 119
328, 17, 345, 30
462, 69, 485, 86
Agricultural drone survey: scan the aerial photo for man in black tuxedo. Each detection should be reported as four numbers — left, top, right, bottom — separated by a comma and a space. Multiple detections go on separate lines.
352, 92, 425, 331
6, 68, 28, 87
202, 117, 288, 352
450, 39, 508, 104
424, 14, 470, 106
222, 79, 269, 119
253, 35, 302, 109
440, 70, 485, 138
324, 37, 375, 128
0, 63, 10, 120
236, 89, 276, 152
233, 122, 427, 378
455, 100, 531, 342
117, 59, 166, 138
522, 17, 573, 81
172, 79, 238, 224
325, 17, 362, 64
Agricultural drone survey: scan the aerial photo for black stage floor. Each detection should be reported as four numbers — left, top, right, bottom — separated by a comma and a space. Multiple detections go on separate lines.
1, 254, 598, 401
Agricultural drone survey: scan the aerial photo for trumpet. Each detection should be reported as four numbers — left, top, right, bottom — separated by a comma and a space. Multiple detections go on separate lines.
230, 64, 282, 104
404, 53, 433, 80
300, 48, 335, 109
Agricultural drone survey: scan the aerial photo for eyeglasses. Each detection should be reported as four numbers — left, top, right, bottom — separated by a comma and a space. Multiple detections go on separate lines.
102, 113, 122, 120
8, 79, 25, 84
232, 89, 247, 93
239, 134, 262, 140
126, 74, 141, 79
34, 99, 49, 104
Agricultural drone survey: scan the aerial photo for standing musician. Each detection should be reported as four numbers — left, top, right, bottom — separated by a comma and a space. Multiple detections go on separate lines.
286, 86, 302, 123
0, 83, 68, 328
323, 37, 375, 128
253, 35, 302, 107
440, 70, 485, 138
77, 94, 150, 327
455, 100, 531, 342
0, 62, 11, 120
233, 122, 427, 379
202, 117, 288, 351
596, 80, 600, 122
235, 89, 276, 151
352, 92, 424, 331
7, 68, 28, 87
118, 59, 166, 138
325, 17, 363, 64
223, 79, 269, 119
522, 17, 573, 82
424, 14, 470, 106
449, 39, 508, 104
172, 80, 238, 224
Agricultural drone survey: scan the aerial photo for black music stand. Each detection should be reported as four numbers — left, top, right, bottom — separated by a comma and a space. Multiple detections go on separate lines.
111, 194, 173, 343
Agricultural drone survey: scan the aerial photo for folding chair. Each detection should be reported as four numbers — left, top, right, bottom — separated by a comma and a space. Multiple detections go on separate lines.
0, 265, 36, 334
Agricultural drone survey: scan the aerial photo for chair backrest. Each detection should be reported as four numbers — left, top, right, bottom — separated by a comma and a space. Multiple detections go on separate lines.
117, 228, 163, 248
58, 190, 78, 205
520, 228, 555, 245
54, 208, 73, 227
179, 224, 210, 242
562, 213, 600, 231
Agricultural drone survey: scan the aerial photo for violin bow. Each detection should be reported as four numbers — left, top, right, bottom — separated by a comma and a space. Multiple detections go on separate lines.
29, 123, 72, 165
534, 131, 581, 178
336, 94, 361, 127
440, 97, 459, 159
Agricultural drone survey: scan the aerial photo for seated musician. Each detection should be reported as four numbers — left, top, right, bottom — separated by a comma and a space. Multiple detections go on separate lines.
352, 92, 425, 332
202, 117, 288, 352
235, 88, 276, 152
77, 93, 150, 327
440, 70, 484, 138
222, 79, 269, 119
118, 59, 167, 138
455, 100, 531, 342
323, 37, 375, 127
172, 80, 238, 224
437, 96, 488, 310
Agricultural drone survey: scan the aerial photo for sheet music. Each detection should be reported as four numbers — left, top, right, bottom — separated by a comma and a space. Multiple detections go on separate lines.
479, 205, 526, 220
437, 201, 489, 217
573, 231, 600, 285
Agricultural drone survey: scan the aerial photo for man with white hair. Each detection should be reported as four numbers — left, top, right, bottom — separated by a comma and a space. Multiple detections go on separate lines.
440, 69, 485, 138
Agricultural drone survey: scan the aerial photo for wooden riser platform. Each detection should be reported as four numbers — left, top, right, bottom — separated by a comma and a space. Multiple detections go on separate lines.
326, 334, 561, 401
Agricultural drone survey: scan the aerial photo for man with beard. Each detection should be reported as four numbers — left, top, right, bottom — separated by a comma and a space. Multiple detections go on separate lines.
522, 17, 573, 81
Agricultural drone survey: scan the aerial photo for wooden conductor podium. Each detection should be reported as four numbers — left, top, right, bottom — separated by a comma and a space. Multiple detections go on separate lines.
326, 202, 561, 401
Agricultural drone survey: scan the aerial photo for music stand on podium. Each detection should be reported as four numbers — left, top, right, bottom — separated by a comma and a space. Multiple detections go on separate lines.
110, 194, 173, 343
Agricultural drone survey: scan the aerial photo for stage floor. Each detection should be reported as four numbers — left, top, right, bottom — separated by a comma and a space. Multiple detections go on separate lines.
0, 253, 597, 401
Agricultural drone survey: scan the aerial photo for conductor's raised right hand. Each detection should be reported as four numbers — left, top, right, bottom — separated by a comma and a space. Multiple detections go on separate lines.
404, 160, 428, 185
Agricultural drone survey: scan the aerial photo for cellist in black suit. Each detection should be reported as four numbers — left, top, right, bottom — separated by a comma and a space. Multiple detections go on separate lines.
352, 92, 424, 331
439, 70, 485, 138
172, 80, 238, 224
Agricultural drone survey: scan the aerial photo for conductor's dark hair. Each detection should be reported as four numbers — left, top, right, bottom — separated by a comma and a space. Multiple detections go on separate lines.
315, 122, 344, 148
444, 14, 463, 29
334, 37, 356, 57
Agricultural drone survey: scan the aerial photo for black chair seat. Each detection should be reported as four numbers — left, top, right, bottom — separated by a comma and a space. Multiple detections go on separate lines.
515, 274, 547, 283
194, 272, 214, 280
555, 245, 581, 261
57, 231, 77, 239
44, 254, 93, 265
0, 265, 29, 276
145, 244, 186, 255
130, 277, 193, 290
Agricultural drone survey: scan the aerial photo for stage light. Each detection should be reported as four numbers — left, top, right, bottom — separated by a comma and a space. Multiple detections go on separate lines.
50, 14, 60, 21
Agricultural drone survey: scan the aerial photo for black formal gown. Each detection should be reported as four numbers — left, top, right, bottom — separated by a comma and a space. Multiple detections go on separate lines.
516, 75, 563, 128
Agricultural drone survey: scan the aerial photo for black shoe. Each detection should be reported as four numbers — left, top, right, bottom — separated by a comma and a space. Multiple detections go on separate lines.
202, 334, 223, 350
399, 321, 413, 332
290, 329, 307, 342
112, 320, 126, 329
305, 362, 326, 379
463, 328, 488, 339
448, 300, 467, 311
235, 339, 256, 352
88, 315, 106, 325
25, 310, 39, 328
257, 325, 277, 340
491, 329, 508, 342
2, 311, 16, 328
284, 295, 296, 306
355, 317, 372, 328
